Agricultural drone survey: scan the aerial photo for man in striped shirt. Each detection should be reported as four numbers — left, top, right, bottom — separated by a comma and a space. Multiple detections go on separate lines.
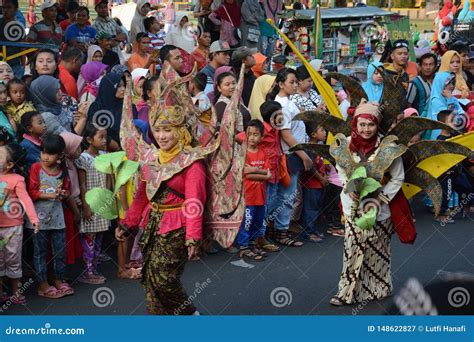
92, 0, 126, 63
144, 17, 166, 51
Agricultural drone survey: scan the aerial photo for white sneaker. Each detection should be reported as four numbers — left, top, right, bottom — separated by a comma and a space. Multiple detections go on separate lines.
192, 310, 201, 316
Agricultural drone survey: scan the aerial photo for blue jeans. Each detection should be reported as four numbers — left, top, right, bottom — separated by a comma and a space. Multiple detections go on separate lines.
267, 154, 303, 231
301, 187, 325, 237
32, 229, 66, 282
261, 182, 279, 236
237, 206, 266, 247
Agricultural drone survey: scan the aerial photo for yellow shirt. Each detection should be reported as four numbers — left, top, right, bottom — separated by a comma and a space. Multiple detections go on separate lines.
4, 101, 36, 123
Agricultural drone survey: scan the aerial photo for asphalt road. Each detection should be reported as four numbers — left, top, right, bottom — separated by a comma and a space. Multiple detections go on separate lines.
4, 196, 474, 316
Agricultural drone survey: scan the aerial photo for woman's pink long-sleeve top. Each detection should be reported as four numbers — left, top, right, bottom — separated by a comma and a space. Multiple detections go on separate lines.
121, 161, 206, 241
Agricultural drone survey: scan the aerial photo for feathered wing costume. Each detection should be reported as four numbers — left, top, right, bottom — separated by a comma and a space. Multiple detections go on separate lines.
291, 73, 474, 243
120, 65, 247, 249
204, 67, 247, 248
120, 65, 220, 200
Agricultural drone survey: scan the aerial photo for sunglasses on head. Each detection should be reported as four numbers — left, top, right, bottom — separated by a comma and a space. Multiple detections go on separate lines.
393, 41, 409, 49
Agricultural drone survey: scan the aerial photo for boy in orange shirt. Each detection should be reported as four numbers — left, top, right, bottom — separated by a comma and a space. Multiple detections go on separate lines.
237, 120, 271, 262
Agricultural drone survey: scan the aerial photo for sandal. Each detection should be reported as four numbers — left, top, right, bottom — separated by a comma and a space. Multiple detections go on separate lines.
329, 296, 346, 306
79, 272, 105, 285
38, 286, 65, 299
125, 261, 142, 269
117, 268, 142, 279
252, 248, 268, 257
256, 237, 280, 252
276, 231, 303, 247
305, 234, 323, 243
239, 248, 264, 261
10, 294, 27, 305
58, 282, 75, 296
327, 228, 345, 237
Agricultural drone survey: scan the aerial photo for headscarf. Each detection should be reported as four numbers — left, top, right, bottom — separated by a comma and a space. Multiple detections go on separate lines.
87, 45, 103, 63
60, 132, 83, 198
362, 61, 384, 103
130, 0, 150, 43
424, 71, 464, 139
78, 61, 108, 97
0, 61, 14, 83
439, 50, 469, 98
349, 100, 380, 156
208, 66, 233, 104
251, 53, 267, 77
87, 72, 125, 143
248, 74, 276, 121
131, 68, 149, 90
165, 12, 196, 53
154, 110, 192, 164
109, 65, 126, 75
30, 75, 62, 115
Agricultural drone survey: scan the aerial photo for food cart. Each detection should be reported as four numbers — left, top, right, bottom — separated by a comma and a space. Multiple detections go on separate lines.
280, 6, 396, 79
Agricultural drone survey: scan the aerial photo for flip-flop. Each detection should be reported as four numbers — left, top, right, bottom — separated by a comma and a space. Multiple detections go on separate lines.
38, 286, 65, 299
58, 283, 75, 296
10, 294, 27, 305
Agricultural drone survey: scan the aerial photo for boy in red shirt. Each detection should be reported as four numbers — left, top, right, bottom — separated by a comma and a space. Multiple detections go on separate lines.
237, 120, 271, 261
300, 121, 328, 243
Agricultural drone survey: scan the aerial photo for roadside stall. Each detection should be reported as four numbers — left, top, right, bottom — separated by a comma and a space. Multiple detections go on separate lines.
280, 6, 396, 80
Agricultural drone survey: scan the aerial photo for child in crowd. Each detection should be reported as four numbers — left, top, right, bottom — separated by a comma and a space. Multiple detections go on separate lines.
299, 121, 328, 243
0, 62, 13, 84
4, 78, 36, 124
60, 132, 83, 265
75, 124, 110, 284
237, 120, 271, 261
0, 144, 39, 304
0, 81, 8, 108
137, 75, 159, 123
27, 135, 74, 299
144, 16, 166, 51
19, 111, 46, 174
189, 73, 212, 139
436, 110, 473, 223
255, 100, 283, 252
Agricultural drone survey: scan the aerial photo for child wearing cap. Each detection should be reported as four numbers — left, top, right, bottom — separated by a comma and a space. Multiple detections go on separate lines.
96, 32, 121, 69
